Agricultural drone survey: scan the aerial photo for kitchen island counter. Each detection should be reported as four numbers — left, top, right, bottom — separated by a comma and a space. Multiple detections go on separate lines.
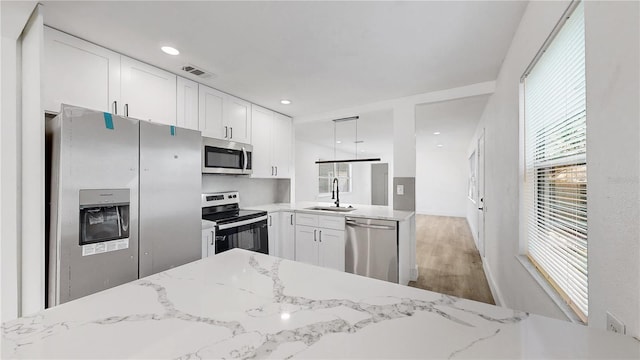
2, 249, 638, 359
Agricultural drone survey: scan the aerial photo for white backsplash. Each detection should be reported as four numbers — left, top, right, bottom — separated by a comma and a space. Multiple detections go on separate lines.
202, 175, 290, 207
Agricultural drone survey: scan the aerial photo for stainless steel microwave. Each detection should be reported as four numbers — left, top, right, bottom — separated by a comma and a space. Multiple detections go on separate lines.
202, 137, 253, 175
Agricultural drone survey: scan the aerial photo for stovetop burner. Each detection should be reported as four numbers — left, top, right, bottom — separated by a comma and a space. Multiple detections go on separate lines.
202, 209, 267, 225
201, 191, 266, 226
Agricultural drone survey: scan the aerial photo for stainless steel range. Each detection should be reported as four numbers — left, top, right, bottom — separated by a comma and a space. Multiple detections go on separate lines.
201, 192, 268, 255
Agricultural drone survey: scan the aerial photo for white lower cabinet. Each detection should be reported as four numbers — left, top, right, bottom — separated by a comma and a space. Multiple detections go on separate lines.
295, 214, 345, 271
279, 212, 296, 260
202, 226, 215, 259
267, 212, 279, 256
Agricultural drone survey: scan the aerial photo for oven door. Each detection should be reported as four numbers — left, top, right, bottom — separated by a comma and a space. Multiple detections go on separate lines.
215, 217, 268, 254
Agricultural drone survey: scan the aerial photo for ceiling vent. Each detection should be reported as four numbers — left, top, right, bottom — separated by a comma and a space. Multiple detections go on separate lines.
181, 64, 215, 79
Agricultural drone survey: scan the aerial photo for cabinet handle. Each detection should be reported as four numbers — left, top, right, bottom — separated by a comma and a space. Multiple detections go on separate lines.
230, 127, 233, 139
124, 104, 129, 117
211, 231, 214, 245
269, 215, 272, 226
314, 229, 317, 242
275, 166, 278, 176
290, 214, 293, 226
271, 166, 274, 176
112, 101, 118, 115
319, 230, 322, 242
225, 126, 228, 138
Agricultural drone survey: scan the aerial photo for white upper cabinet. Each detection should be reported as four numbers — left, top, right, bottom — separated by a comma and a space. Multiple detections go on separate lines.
43, 27, 120, 114
198, 84, 225, 139
224, 95, 251, 144
120, 56, 176, 125
251, 105, 292, 179
176, 77, 199, 130
272, 112, 292, 178
251, 106, 275, 178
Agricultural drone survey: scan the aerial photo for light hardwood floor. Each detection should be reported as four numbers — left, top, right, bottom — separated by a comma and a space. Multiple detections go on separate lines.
408, 215, 495, 305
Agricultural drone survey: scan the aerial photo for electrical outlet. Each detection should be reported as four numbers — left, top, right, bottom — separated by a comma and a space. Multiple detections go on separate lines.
397, 184, 404, 195
606, 312, 625, 335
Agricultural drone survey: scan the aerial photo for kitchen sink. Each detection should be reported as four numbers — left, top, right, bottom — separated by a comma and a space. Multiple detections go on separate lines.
305, 206, 356, 212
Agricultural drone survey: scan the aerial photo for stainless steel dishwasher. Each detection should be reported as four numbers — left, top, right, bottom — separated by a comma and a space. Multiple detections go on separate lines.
345, 217, 398, 283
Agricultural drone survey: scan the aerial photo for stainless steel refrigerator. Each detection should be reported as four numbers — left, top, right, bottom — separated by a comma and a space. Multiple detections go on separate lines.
47, 105, 201, 306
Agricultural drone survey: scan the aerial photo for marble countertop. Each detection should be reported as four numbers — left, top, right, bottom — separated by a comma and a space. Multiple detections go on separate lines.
246, 202, 415, 221
3, 249, 638, 359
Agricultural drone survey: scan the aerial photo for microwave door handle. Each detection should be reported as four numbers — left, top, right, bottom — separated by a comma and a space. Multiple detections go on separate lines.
116, 206, 122, 237
242, 147, 248, 172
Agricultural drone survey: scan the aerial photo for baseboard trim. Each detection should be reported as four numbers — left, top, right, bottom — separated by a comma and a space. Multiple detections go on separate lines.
415, 210, 466, 218
482, 258, 505, 307
410, 265, 418, 282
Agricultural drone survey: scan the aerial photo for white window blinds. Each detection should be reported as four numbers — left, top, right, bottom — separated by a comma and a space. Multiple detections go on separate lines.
523, 1, 587, 321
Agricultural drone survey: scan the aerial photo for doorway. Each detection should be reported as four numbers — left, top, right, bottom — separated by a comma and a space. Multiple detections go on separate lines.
371, 163, 389, 206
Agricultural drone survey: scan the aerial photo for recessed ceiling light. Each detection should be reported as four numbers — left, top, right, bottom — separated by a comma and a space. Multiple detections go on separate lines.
161, 46, 180, 56
433, 131, 441, 135
336, 141, 342, 144
437, 144, 444, 148
280, 99, 291, 105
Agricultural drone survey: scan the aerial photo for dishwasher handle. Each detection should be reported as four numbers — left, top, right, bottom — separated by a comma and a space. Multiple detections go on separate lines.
345, 220, 395, 230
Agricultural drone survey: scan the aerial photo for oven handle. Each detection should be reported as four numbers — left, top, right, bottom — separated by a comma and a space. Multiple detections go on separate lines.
217, 215, 268, 230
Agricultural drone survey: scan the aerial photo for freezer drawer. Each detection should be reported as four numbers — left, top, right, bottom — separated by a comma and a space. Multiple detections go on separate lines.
345, 217, 398, 283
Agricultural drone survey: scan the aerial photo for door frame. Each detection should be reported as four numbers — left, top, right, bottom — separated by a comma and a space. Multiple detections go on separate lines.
477, 129, 486, 258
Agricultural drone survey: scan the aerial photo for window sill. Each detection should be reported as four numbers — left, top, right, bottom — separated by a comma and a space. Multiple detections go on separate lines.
515, 255, 585, 325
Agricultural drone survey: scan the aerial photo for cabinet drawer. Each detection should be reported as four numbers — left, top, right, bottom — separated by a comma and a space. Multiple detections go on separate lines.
296, 213, 318, 227
318, 215, 345, 230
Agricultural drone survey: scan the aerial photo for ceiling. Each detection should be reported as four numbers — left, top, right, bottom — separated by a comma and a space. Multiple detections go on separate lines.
415, 94, 491, 151
296, 109, 394, 159
41, 1, 526, 117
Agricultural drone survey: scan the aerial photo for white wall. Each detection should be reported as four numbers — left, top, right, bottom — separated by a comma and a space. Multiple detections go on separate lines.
468, 0, 640, 337
294, 140, 390, 205
415, 141, 468, 217
584, 0, 639, 338
202, 176, 290, 208
467, 0, 576, 321
1, 0, 39, 321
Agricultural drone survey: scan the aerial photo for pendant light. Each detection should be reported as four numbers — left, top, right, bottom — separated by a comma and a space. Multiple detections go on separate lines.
315, 116, 381, 164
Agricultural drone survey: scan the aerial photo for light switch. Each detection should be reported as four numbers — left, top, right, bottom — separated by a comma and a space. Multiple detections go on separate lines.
397, 184, 404, 195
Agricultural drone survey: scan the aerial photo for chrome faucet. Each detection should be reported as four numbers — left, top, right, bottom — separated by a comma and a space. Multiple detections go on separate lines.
331, 177, 340, 208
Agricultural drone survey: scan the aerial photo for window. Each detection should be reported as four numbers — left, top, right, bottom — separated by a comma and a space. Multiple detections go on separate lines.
523, 1, 587, 321
318, 163, 351, 195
